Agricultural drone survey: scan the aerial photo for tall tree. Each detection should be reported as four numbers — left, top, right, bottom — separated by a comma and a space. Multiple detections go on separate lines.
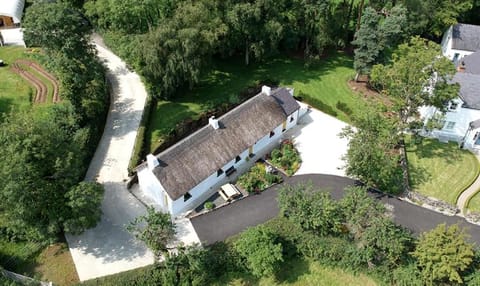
278, 184, 343, 235
233, 225, 283, 278
127, 207, 176, 259
412, 224, 474, 285
352, 5, 407, 80
340, 106, 404, 193
138, 0, 227, 98
0, 105, 91, 241
370, 36, 458, 128
63, 182, 104, 235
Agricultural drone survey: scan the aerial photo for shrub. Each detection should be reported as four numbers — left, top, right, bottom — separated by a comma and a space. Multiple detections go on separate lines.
204, 202, 215, 210
237, 163, 281, 193
270, 142, 302, 176
233, 225, 283, 278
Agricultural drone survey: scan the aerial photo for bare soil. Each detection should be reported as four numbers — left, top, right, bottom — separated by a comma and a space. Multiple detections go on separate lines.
10, 60, 60, 104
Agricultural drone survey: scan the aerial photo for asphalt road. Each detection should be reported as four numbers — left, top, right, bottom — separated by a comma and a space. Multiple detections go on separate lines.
191, 174, 480, 245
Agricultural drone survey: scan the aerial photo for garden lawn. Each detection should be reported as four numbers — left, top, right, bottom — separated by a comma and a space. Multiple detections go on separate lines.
468, 192, 480, 213
147, 52, 364, 152
0, 46, 33, 115
406, 137, 480, 204
215, 257, 377, 286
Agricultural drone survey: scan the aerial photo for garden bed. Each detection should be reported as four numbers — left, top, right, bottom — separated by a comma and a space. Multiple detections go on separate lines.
237, 162, 282, 193
268, 140, 302, 176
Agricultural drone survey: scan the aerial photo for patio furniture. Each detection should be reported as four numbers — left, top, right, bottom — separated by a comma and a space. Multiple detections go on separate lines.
218, 183, 241, 201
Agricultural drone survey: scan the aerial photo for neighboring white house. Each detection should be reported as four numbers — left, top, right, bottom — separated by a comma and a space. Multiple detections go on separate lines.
441, 23, 480, 62
420, 47, 480, 151
0, 0, 25, 46
137, 86, 301, 217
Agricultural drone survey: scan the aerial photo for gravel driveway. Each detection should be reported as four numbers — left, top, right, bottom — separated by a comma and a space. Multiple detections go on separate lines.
65, 39, 154, 281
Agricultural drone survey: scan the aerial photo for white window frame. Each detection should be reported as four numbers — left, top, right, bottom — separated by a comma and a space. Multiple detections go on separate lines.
444, 121, 455, 130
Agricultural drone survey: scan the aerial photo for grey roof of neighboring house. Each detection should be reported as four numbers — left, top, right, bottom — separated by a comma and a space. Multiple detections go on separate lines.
453, 72, 480, 109
145, 88, 300, 200
470, 119, 480, 129
452, 23, 480, 52
460, 51, 480, 75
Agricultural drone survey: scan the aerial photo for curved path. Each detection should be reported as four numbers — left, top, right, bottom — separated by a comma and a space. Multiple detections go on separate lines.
65, 38, 153, 281
457, 154, 480, 215
191, 174, 480, 245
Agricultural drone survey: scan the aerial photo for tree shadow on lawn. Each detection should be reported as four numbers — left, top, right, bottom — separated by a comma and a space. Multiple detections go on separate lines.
407, 138, 462, 164
274, 256, 311, 284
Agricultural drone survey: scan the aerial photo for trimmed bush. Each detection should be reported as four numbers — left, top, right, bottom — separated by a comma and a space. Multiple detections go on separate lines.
204, 202, 215, 210
237, 163, 282, 193
270, 140, 302, 176
297, 91, 338, 117
336, 101, 353, 116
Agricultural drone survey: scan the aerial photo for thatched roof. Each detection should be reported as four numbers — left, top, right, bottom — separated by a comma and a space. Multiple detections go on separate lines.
147, 87, 299, 200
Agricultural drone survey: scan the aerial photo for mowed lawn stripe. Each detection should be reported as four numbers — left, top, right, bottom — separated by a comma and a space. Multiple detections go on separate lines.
407, 138, 480, 204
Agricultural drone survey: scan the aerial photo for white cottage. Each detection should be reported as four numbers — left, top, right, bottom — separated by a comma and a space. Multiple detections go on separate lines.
441, 23, 480, 62
137, 86, 301, 216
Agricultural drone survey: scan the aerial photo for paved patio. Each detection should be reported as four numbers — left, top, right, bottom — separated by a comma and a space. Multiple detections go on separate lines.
286, 105, 350, 176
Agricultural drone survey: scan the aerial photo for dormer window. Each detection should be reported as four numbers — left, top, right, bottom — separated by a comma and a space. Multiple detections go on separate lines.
269, 131, 275, 138
184, 192, 192, 202
217, 169, 224, 177
235, 155, 241, 163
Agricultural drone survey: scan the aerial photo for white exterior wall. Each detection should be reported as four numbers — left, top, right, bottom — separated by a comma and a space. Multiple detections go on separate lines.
137, 167, 169, 213
441, 26, 474, 61
161, 110, 300, 217
420, 100, 480, 147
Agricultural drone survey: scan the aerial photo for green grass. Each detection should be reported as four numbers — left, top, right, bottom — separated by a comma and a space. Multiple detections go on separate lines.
215, 257, 377, 286
406, 137, 480, 204
467, 192, 480, 213
147, 53, 364, 152
0, 46, 33, 114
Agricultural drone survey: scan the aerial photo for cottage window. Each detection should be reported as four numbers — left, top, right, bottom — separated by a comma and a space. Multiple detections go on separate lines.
290, 116, 294, 123
444, 121, 455, 130
184, 192, 192, 202
449, 101, 458, 111
225, 166, 236, 176
235, 155, 241, 163
217, 169, 224, 176
269, 131, 275, 138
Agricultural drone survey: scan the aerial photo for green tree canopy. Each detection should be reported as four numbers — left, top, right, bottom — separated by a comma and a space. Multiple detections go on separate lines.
412, 223, 475, 285
233, 225, 283, 278
127, 207, 176, 259
63, 182, 105, 235
277, 184, 343, 235
340, 106, 404, 193
370, 36, 458, 127
0, 104, 92, 241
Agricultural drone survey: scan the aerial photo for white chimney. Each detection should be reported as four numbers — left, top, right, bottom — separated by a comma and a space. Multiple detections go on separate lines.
209, 116, 219, 129
146, 154, 159, 170
262, 85, 272, 96
287, 87, 294, 96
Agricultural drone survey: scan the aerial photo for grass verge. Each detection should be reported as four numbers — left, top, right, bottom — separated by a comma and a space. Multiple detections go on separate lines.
406, 137, 480, 204
214, 257, 377, 286
0, 46, 33, 114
